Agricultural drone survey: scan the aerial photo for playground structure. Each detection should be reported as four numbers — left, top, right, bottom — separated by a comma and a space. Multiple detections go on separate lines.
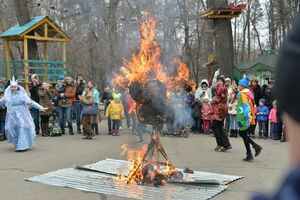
0, 16, 72, 90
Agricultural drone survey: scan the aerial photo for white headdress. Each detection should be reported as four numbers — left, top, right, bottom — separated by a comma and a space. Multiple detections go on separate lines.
10, 76, 18, 87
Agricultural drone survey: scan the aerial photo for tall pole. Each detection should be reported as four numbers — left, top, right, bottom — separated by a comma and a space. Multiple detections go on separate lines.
62, 42, 66, 75
24, 38, 29, 91
5, 40, 11, 80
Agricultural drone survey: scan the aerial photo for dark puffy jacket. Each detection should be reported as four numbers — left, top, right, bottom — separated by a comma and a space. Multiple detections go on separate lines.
192, 100, 202, 118
251, 85, 262, 106
0, 106, 6, 122
29, 83, 41, 103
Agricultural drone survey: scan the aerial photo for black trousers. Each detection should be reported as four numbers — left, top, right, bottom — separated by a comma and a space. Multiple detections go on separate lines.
212, 120, 231, 148
239, 128, 258, 155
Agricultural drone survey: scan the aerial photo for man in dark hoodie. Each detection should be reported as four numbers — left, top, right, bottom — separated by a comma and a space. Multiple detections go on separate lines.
29, 74, 41, 135
252, 17, 300, 200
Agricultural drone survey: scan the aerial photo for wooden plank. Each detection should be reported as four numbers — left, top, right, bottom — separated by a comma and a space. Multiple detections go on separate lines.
44, 41, 49, 81
207, 15, 240, 19
5, 40, 11, 79
62, 42, 66, 69
23, 38, 29, 91
24, 35, 67, 42
20, 18, 47, 38
44, 22, 48, 38
24, 60, 65, 64
44, 18, 70, 40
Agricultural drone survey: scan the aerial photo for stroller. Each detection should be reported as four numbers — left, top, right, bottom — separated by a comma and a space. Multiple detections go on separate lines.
48, 98, 62, 137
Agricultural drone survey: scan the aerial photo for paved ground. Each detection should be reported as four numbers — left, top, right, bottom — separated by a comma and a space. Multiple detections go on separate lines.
0, 120, 288, 200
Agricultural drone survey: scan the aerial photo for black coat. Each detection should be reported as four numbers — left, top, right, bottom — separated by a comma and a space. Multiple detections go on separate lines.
75, 82, 85, 100
251, 85, 262, 106
29, 83, 41, 103
101, 91, 113, 111
0, 106, 6, 122
262, 85, 274, 109
191, 100, 202, 118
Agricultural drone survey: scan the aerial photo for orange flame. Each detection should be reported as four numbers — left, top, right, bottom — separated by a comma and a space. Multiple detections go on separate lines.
116, 144, 148, 183
113, 16, 194, 93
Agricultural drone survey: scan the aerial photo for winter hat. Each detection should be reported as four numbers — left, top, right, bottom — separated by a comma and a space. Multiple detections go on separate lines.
58, 74, 65, 80
225, 78, 231, 83
259, 99, 266, 104
113, 93, 122, 100
238, 76, 250, 88
200, 79, 209, 87
275, 16, 300, 122
217, 75, 225, 84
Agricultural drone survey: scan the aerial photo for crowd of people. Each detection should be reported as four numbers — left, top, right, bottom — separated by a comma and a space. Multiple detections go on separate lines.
0, 68, 283, 159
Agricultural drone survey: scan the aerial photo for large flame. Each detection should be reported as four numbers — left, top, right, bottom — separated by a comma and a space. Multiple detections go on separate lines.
113, 16, 168, 88
113, 16, 193, 92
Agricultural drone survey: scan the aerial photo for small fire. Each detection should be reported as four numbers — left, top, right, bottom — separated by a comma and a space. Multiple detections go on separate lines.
116, 144, 180, 185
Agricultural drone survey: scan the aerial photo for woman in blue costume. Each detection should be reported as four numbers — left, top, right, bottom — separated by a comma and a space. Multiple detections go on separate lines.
0, 77, 46, 152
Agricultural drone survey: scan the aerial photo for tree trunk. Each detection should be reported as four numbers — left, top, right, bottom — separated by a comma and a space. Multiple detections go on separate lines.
208, 0, 234, 78
247, 1, 251, 60
13, 0, 39, 61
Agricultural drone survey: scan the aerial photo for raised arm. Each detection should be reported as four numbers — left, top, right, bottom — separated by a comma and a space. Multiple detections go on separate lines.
23, 95, 44, 111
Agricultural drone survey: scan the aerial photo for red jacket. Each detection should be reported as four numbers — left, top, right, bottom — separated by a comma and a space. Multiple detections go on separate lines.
211, 85, 228, 121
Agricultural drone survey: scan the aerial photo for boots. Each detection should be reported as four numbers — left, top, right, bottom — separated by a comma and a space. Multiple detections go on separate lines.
41, 123, 48, 137
45, 123, 50, 136
253, 144, 263, 157
112, 130, 116, 136
116, 129, 120, 136
243, 153, 254, 162
0, 134, 4, 141
229, 130, 234, 137
233, 130, 238, 138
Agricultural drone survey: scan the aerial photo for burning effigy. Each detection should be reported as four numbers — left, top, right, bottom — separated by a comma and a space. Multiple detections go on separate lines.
113, 16, 195, 186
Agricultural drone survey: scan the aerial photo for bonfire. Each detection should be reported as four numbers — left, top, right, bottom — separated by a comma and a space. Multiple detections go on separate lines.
113, 15, 194, 186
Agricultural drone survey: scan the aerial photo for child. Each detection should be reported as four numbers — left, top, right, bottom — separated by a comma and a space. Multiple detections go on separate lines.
228, 90, 238, 138
191, 97, 202, 133
269, 100, 279, 140
0, 89, 6, 141
105, 96, 124, 136
201, 98, 212, 134
256, 99, 269, 139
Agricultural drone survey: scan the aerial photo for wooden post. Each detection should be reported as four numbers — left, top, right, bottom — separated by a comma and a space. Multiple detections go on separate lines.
62, 42, 66, 75
44, 22, 49, 81
24, 38, 29, 91
5, 40, 11, 80
44, 42, 48, 81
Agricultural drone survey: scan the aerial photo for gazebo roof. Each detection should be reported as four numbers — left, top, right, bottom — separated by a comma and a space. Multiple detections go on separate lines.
0, 16, 69, 41
235, 52, 278, 72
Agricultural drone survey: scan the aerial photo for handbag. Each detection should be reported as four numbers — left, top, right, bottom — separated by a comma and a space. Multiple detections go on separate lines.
82, 103, 98, 115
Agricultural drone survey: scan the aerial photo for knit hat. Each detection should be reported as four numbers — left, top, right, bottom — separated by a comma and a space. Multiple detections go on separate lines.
225, 78, 231, 83
259, 99, 265, 104
238, 76, 250, 88
113, 93, 122, 100
217, 75, 225, 84
275, 16, 300, 122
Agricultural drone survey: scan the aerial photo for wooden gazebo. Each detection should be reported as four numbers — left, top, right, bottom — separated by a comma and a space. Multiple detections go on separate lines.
0, 16, 70, 90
